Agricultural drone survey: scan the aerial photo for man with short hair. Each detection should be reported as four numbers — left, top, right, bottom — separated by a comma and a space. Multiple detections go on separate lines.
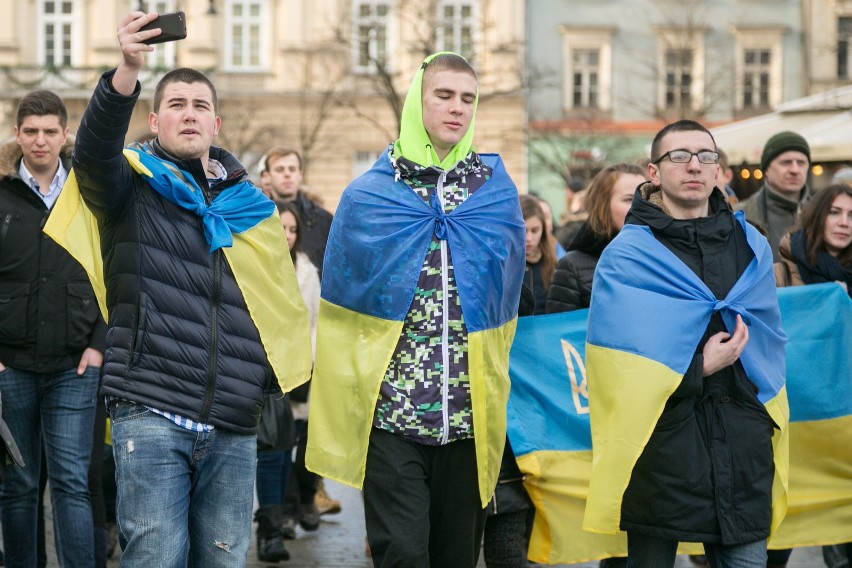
584, 120, 788, 568
735, 131, 811, 260
47, 11, 311, 566
306, 52, 525, 567
0, 89, 105, 566
260, 147, 332, 275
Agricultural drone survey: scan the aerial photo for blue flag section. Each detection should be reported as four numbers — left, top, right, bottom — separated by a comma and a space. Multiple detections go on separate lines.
506, 310, 591, 458
778, 284, 852, 422
507, 283, 852, 564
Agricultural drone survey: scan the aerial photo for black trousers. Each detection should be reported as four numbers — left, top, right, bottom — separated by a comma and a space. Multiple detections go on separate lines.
363, 428, 486, 568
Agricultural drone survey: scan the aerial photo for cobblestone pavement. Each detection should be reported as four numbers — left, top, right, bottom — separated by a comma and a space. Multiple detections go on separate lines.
37, 480, 827, 567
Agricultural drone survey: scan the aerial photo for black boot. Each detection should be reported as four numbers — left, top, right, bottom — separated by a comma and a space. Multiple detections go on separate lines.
255, 506, 290, 563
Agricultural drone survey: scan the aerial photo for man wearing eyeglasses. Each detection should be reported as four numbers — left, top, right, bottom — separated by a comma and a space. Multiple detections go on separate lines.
584, 120, 787, 568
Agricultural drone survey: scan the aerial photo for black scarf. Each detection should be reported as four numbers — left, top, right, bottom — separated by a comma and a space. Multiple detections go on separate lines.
789, 229, 852, 298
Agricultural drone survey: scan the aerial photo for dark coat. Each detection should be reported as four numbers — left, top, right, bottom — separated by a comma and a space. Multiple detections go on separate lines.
546, 222, 610, 313
72, 70, 275, 434
292, 192, 332, 276
734, 183, 810, 261
618, 184, 776, 545
0, 140, 105, 372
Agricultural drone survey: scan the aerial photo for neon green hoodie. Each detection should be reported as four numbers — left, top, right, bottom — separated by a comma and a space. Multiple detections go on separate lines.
392, 51, 479, 170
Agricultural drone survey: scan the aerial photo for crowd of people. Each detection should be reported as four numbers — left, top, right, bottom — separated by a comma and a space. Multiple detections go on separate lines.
0, 8, 850, 568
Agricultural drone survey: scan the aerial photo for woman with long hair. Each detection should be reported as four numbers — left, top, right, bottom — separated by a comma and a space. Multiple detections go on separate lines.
775, 184, 852, 293
520, 194, 557, 314
546, 163, 645, 314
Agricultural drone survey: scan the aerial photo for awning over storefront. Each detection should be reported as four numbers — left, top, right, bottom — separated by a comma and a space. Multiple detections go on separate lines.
712, 86, 852, 165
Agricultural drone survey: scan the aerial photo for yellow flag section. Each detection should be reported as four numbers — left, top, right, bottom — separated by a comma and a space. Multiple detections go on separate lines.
469, 320, 517, 506
43, 169, 108, 321
305, 299, 403, 489
518, 449, 625, 564
770, 416, 852, 548
582, 344, 684, 534
224, 214, 313, 392
307, 298, 516, 507
43, 156, 312, 393
767, 284, 852, 549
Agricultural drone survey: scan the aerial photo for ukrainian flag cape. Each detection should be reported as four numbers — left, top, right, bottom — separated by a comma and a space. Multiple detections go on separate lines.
43, 146, 312, 392
583, 211, 789, 535
769, 283, 852, 548
305, 150, 525, 506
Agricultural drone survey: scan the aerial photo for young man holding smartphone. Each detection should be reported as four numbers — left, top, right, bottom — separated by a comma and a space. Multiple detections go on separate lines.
49, 11, 312, 566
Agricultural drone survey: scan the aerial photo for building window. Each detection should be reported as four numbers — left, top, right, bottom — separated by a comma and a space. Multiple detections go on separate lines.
437, 1, 474, 60
572, 49, 599, 108
559, 27, 614, 112
142, 0, 178, 69
226, 0, 265, 70
352, 150, 376, 178
664, 48, 693, 109
733, 29, 783, 112
839, 17, 852, 79
353, 2, 390, 72
742, 48, 771, 108
40, 0, 75, 67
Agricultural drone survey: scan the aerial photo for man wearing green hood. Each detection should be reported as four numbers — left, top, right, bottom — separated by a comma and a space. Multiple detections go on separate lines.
306, 53, 525, 566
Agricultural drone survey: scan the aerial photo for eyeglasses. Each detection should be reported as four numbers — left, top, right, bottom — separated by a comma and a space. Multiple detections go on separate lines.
653, 150, 720, 165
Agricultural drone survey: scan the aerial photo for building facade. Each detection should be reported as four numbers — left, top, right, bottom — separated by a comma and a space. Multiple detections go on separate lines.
526, 0, 809, 217
0, 0, 526, 211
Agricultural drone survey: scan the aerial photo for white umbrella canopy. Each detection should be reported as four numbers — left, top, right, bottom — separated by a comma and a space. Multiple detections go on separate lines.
712, 85, 852, 166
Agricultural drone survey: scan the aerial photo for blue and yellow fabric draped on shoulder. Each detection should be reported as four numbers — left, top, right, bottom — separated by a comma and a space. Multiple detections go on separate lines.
507, 283, 852, 564
42, 148, 312, 393
305, 152, 525, 507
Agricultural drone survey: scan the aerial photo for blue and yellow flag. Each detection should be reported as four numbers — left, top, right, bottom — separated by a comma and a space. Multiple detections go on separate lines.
507, 309, 626, 563
507, 283, 851, 564
43, 148, 312, 392
305, 151, 525, 506
583, 213, 788, 536
768, 283, 852, 549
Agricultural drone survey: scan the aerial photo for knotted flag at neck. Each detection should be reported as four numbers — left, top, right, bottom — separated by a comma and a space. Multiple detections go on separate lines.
43, 145, 312, 395
123, 143, 275, 253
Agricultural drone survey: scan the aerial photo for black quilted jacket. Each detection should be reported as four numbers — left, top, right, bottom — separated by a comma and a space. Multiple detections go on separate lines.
545, 222, 611, 314
72, 70, 274, 434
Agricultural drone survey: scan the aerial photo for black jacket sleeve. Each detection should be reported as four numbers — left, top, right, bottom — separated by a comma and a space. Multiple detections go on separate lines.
72, 69, 142, 220
87, 316, 108, 354
546, 254, 591, 313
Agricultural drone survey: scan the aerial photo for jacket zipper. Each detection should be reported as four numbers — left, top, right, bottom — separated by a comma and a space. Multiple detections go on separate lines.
199, 171, 223, 423
200, 249, 222, 423
438, 171, 451, 445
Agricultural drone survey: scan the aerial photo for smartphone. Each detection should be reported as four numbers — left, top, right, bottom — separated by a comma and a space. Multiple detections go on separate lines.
139, 11, 187, 45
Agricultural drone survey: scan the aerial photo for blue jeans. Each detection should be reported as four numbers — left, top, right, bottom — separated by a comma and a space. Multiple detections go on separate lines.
109, 400, 256, 568
256, 449, 292, 506
0, 366, 98, 568
627, 533, 767, 568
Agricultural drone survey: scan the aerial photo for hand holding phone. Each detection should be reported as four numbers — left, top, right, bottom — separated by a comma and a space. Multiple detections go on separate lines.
138, 11, 187, 45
